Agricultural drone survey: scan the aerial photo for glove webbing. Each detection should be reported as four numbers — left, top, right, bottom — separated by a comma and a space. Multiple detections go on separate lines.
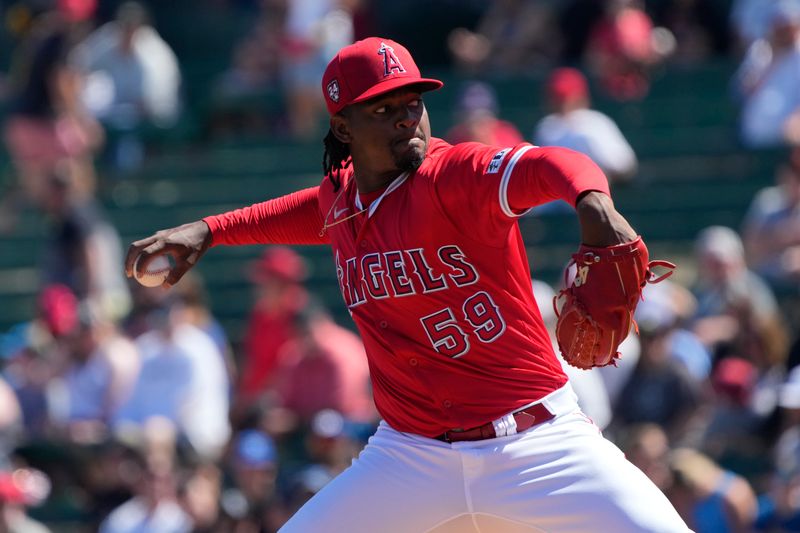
552, 258, 677, 334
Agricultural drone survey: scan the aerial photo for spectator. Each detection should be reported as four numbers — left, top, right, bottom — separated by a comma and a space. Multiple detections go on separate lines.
1, 5, 103, 226
210, 2, 286, 137
72, 1, 181, 171
691, 226, 782, 349
170, 273, 236, 389
621, 423, 674, 493
447, 0, 561, 74
691, 357, 775, 482
734, 1, 800, 149
40, 165, 132, 322
274, 308, 375, 424
634, 280, 709, 382
533, 67, 638, 184
0, 468, 52, 533
612, 304, 703, 441
53, 308, 140, 444
3, 285, 79, 437
114, 297, 230, 461
217, 429, 286, 532
284, 410, 361, 516
99, 429, 192, 533
742, 149, 800, 290
233, 247, 310, 424
667, 448, 758, 532
445, 81, 524, 147
691, 227, 789, 438
585, 0, 670, 101
281, 0, 354, 138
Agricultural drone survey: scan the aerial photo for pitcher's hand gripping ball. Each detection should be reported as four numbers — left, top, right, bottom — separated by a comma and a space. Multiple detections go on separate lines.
554, 237, 675, 370
133, 254, 172, 288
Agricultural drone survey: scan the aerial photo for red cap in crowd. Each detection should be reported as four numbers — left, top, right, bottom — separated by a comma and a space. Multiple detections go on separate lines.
547, 67, 589, 104
248, 246, 308, 284
0, 472, 25, 504
58, 0, 97, 21
711, 357, 756, 407
322, 37, 443, 116
37, 284, 78, 337
0, 469, 50, 506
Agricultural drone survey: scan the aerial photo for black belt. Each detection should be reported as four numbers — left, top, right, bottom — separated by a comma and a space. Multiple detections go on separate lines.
435, 402, 555, 443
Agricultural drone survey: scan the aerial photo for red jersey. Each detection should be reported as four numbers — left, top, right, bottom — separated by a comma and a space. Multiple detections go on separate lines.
205, 139, 610, 436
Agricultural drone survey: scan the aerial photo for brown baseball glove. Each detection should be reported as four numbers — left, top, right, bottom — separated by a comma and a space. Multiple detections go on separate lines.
553, 236, 675, 370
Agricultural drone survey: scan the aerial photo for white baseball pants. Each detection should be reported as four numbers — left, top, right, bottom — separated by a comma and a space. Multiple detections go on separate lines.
280, 384, 691, 532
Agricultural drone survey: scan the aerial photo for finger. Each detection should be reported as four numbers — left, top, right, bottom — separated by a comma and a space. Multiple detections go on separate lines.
125, 239, 155, 277
163, 258, 194, 288
186, 249, 200, 265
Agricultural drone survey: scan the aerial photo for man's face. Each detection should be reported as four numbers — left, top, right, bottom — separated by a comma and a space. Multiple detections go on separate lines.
339, 88, 432, 176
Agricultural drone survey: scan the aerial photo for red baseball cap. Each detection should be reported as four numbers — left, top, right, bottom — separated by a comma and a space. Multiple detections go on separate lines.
247, 246, 308, 284
58, 0, 97, 21
322, 37, 443, 115
37, 284, 78, 337
0, 472, 25, 504
547, 67, 589, 104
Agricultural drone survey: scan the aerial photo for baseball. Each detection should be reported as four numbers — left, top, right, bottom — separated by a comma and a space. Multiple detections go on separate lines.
133, 254, 172, 288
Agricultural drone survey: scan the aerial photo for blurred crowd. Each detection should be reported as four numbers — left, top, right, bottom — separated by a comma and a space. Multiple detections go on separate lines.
0, 0, 799, 532
0, 244, 377, 532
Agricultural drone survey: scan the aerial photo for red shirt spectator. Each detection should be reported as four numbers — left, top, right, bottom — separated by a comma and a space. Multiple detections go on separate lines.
275, 312, 374, 423
237, 247, 309, 403
586, 0, 662, 100
445, 81, 524, 147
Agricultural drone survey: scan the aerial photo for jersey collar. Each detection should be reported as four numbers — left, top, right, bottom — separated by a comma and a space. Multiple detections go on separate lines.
354, 171, 409, 218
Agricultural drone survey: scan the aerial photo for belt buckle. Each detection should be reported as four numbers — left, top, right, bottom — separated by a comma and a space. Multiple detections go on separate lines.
514, 409, 537, 430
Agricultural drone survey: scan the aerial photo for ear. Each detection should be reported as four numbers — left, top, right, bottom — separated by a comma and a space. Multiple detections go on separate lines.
330, 114, 352, 144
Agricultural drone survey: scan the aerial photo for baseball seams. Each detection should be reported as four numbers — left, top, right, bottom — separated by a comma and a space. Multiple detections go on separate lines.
133, 254, 171, 287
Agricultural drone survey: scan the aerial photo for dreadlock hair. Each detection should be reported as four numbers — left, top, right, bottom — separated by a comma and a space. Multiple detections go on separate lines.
322, 129, 351, 192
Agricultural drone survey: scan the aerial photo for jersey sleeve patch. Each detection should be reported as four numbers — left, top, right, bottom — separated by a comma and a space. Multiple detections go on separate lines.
499, 145, 535, 218
486, 148, 511, 174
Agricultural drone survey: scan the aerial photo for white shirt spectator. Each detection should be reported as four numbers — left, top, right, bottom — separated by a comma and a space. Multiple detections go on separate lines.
731, 0, 800, 46
736, 39, 800, 148
114, 323, 230, 460
73, 18, 181, 127
534, 108, 638, 181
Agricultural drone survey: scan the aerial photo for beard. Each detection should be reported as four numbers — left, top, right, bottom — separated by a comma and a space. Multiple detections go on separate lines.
393, 139, 427, 172
396, 151, 425, 172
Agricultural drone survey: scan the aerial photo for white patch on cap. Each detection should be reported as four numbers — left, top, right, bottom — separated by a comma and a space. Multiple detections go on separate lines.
327, 79, 340, 102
